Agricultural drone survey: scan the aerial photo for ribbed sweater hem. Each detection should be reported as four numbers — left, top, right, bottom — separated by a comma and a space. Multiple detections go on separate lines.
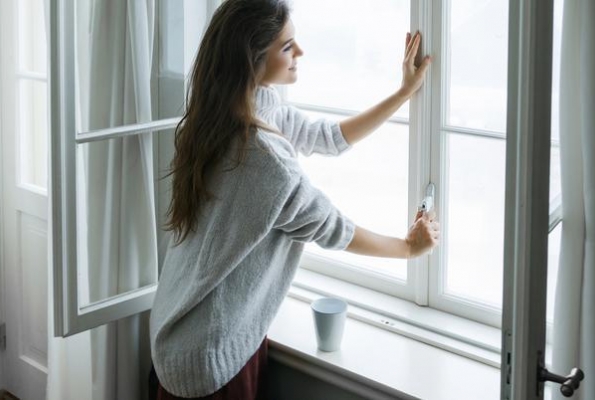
156, 335, 263, 398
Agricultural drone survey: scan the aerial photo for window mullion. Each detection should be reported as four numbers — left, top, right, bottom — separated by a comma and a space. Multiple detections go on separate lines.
427, 0, 447, 312
408, 0, 434, 307
75, 117, 179, 144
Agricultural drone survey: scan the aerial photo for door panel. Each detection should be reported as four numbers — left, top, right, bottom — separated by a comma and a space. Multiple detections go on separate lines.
19, 213, 49, 368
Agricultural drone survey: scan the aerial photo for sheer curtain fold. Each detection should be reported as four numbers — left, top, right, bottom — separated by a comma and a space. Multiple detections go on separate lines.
85, 1, 157, 399
552, 0, 595, 399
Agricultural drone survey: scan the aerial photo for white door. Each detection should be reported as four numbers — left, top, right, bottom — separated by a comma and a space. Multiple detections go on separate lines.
0, 0, 49, 399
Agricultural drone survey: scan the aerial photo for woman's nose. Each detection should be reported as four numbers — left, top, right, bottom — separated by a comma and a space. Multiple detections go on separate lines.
294, 43, 304, 57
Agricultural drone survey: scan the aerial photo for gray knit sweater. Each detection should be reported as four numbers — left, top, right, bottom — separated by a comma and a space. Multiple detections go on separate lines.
150, 85, 355, 397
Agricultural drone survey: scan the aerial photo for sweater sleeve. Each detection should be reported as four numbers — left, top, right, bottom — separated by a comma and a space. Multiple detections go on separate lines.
271, 173, 355, 250
273, 105, 351, 157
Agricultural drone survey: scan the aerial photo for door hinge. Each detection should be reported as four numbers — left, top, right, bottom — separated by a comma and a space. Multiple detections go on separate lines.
0, 323, 5, 351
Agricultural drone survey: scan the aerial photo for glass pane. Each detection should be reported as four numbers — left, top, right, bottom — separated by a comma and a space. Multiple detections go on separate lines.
18, 0, 47, 74
444, 133, 505, 307
299, 111, 409, 281
76, 134, 159, 306
75, 0, 186, 133
546, 223, 561, 324
288, 0, 410, 119
18, 79, 48, 189
549, 0, 563, 208
550, 145, 561, 206
550, 0, 563, 144
447, 0, 508, 132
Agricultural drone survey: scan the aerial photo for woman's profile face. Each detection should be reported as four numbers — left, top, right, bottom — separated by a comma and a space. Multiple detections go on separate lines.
260, 19, 304, 86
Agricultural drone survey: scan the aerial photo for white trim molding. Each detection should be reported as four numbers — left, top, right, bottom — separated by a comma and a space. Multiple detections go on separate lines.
0, 0, 11, 388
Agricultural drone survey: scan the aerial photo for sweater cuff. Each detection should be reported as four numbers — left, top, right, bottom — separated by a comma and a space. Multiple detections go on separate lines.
335, 217, 356, 251
331, 122, 352, 154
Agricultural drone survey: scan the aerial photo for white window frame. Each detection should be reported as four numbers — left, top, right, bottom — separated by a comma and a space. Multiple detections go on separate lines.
291, 0, 562, 331
425, 0, 561, 328
50, 0, 219, 337
290, 0, 434, 306
287, 0, 487, 318
424, 0, 505, 327
50, 2, 561, 375
14, 0, 49, 195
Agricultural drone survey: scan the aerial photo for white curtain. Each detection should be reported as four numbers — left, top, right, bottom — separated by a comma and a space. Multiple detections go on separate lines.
552, 0, 595, 399
83, 1, 157, 400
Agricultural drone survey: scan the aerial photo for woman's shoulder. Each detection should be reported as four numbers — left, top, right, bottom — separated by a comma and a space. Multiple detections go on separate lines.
252, 129, 300, 171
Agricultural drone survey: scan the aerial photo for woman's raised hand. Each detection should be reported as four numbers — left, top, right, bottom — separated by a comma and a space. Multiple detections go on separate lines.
399, 32, 432, 98
405, 210, 440, 258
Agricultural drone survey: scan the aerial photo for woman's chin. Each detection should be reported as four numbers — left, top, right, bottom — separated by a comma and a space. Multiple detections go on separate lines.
287, 73, 298, 84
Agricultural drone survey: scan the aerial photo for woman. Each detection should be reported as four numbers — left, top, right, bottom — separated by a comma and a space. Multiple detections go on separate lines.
149, 0, 437, 399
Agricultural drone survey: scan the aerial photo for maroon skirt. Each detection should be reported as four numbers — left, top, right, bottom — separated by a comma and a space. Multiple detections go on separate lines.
151, 338, 268, 400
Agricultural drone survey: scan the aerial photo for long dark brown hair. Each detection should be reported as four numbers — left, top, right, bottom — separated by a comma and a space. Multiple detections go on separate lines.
165, 0, 290, 244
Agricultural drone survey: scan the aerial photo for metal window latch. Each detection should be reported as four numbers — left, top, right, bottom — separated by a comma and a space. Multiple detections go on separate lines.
419, 183, 435, 214
539, 363, 585, 397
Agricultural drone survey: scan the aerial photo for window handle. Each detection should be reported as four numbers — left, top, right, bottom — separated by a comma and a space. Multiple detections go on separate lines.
419, 183, 435, 213
539, 364, 585, 397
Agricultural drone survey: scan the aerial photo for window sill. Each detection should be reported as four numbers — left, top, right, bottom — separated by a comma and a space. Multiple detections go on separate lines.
268, 268, 505, 399
268, 293, 501, 400
291, 267, 502, 367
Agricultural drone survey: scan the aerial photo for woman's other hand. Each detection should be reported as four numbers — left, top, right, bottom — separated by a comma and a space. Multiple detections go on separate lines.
399, 32, 432, 98
405, 210, 440, 258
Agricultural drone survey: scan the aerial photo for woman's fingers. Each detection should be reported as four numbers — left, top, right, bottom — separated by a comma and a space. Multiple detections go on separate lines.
407, 208, 440, 258
418, 217, 440, 250
414, 210, 424, 222
418, 55, 432, 74
405, 33, 421, 63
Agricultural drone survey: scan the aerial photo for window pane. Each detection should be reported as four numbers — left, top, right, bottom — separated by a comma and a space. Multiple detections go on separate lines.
444, 133, 505, 307
18, 79, 48, 189
447, 0, 508, 132
550, 145, 561, 206
299, 112, 409, 281
550, 0, 563, 144
18, 0, 47, 74
546, 223, 561, 323
75, 0, 186, 132
76, 134, 158, 306
549, 0, 563, 208
288, 0, 410, 119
